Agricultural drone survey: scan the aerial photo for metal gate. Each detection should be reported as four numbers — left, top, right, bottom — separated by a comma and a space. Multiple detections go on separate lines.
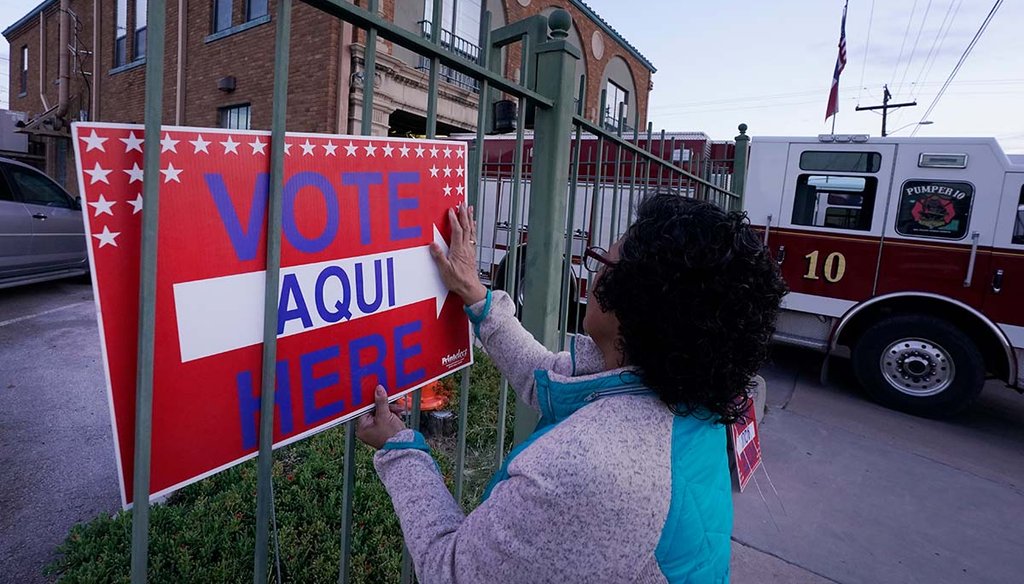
127, 0, 747, 582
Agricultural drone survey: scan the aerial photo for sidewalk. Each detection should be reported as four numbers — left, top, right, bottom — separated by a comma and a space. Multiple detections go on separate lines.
731, 348, 1024, 583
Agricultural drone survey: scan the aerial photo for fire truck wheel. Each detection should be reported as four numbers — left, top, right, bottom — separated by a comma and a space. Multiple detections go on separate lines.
852, 315, 985, 417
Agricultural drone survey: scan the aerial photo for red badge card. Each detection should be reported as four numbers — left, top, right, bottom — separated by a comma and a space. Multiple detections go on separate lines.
730, 400, 762, 492
72, 123, 473, 507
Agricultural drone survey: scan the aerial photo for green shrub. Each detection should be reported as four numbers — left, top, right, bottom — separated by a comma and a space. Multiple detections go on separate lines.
47, 354, 515, 583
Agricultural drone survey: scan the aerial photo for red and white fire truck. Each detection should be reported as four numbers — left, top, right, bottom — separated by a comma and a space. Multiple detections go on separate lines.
468, 132, 1024, 417
746, 134, 1023, 416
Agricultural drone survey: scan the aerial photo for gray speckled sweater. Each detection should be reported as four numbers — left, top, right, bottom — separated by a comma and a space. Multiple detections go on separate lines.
373, 291, 732, 583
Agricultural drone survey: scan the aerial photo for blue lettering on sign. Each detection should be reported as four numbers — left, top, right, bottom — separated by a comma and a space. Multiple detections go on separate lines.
349, 333, 388, 406
387, 172, 421, 242
386, 257, 396, 307
300, 346, 344, 426
236, 362, 294, 450
341, 172, 383, 246
278, 273, 313, 334
355, 260, 385, 314
205, 172, 269, 262
283, 171, 340, 254
315, 265, 353, 323
394, 320, 425, 387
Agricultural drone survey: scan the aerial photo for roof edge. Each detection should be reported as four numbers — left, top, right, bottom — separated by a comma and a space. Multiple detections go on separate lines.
568, 0, 656, 73
2, 0, 56, 39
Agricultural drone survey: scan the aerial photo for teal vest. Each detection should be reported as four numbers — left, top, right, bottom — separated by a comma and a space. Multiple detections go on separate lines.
483, 368, 732, 583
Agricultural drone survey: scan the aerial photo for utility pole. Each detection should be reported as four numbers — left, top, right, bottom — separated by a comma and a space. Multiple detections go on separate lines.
855, 85, 917, 137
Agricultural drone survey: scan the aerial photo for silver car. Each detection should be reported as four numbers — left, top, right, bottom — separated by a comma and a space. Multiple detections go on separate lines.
0, 157, 88, 289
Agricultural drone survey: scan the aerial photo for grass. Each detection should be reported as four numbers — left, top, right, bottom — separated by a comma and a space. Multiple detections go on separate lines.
46, 353, 515, 583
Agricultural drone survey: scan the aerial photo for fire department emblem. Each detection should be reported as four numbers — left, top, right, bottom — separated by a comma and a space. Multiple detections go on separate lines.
910, 194, 956, 229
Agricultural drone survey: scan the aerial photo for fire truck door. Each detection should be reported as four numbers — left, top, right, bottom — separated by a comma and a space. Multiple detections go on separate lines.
774, 144, 897, 314
984, 174, 1024, 349
875, 145, 1001, 308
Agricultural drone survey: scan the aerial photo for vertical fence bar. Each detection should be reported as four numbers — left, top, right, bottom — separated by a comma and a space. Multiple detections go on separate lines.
587, 88, 607, 248
129, 0, 166, 581
626, 108, 640, 224
253, 2, 292, 583
454, 8, 491, 503
608, 103, 624, 240
558, 75, 586, 344
641, 121, 653, 203
656, 129, 666, 189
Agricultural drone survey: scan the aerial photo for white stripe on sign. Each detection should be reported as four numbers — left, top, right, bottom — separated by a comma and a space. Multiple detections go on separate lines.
173, 225, 451, 362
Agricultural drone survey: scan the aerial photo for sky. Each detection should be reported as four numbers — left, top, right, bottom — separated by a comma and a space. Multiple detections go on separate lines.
1, 0, 1022, 151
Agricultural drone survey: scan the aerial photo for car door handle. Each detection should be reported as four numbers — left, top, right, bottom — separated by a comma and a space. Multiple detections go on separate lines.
991, 269, 1004, 294
32, 213, 48, 220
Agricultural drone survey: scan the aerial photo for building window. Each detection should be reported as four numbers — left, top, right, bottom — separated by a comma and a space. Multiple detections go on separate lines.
219, 104, 251, 130
213, 0, 233, 33
248, 0, 268, 20
19, 46, 28, 95
604, 80, 628, 129
792, 174, 878, 231
134, 0, 148, 59
115, 0, 128, 66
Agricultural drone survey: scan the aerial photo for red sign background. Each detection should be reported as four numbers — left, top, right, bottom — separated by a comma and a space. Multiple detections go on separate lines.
730, 400, 762, 492
72, 123, 472, 506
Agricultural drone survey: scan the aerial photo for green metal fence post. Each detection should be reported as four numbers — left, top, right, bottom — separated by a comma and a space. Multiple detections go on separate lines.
130, 0, 167, 581
512, 9, 580, 444
732, 123, 750, 210
253, 1, 292, 582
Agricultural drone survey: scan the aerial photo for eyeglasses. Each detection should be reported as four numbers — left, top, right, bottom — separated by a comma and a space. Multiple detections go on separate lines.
583, 246, 614, 273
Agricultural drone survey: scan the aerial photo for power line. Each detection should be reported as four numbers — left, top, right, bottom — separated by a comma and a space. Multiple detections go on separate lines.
856, 0, 877, 106
895, 0, 934, 97
890, 0, 920, 87
911, 0, 1004, 136
910, 0, 963, 100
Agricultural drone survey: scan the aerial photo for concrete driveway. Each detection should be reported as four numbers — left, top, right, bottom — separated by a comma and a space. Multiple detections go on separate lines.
733, 347, 1024, 584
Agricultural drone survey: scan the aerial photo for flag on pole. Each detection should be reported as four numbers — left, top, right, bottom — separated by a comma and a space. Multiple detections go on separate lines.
825, 1, 849, 121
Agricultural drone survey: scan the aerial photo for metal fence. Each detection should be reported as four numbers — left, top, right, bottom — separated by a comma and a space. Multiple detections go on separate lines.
128, 0, 747, 582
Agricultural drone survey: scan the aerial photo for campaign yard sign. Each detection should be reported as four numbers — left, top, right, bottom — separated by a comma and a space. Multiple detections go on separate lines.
71, 123, 473, 507
729, 400, 762, 492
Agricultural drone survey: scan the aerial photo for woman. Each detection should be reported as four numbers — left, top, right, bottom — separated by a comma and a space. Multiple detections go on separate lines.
357, 194, 787, 583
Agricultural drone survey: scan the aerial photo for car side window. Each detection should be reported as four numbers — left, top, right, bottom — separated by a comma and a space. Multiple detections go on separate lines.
1013, 185, 1024, 245
0, 167, 15, 202
5, 164, 73, 208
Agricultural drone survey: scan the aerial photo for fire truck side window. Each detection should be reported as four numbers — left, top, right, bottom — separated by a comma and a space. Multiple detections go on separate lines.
895, 180, 974, 240
1013, 186, 1024, 245
792, 174, 877, 231
799, 151, 882, 173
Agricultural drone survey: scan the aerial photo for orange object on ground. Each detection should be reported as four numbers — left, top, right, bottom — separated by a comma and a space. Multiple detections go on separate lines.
399, 381, 449, 411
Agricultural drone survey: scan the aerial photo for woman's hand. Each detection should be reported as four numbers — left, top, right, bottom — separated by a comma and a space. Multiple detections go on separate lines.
356, 385, 408, 449
430, 203, 488, 305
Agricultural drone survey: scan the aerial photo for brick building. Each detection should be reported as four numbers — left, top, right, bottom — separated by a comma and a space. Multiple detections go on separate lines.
4, 0, 655, 194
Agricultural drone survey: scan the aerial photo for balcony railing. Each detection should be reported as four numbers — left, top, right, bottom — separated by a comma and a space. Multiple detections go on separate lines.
416, 21, 482, 93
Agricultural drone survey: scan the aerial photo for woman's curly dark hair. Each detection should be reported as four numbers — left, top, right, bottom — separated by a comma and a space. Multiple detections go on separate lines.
593, 194, 788, 424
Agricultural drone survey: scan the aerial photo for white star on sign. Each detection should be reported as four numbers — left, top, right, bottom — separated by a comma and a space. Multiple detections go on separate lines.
456, 184, 465, 196
301, 140, 316, 156
363, 143, 377, 157
221, 136, 240, 155
414, 145, 425, 158
399, 144, 410, 157
344, 142, 359, 156
120, 131, 144, 153
382, 143, 394, 157
250, 138, 267, 155
284, 142, 293, 155
128, 193, 143, 214
429, 145, 439, 158
161, 162, 183, 183
323, 141, 338, 156
443, 184, 453, 197
443, 166, 452, 178
443, 146, 452, 158
92, 225, 120, 248
81, 129, 108, 152
456, 166, 464, 177
160, 133, 179, 153
429, 165, 440, 178
88, 194, 116, 217
124, 162, 144, 183
456, 148, 464, 158
190, 134, 211, 154
85, 162, 112, 184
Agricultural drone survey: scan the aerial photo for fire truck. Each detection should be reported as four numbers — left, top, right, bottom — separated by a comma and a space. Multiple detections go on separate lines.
467, 131, 1024, 417
746, 134, 1023, 416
